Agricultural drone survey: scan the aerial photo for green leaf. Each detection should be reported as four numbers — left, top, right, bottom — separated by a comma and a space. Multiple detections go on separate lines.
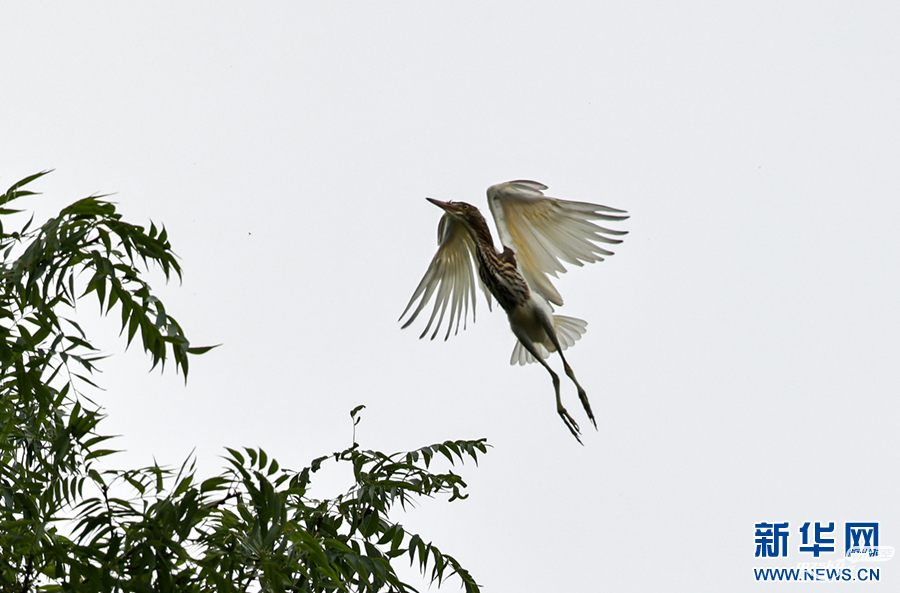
186, 344, 218, 355
225, 447, 245, 466
200, 476, 229, 493
85, 449, 119, 460
1, 170, 52, 205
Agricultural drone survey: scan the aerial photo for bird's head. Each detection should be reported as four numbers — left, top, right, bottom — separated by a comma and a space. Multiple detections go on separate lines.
426, 198, 493, 247
426, 198, 481, 223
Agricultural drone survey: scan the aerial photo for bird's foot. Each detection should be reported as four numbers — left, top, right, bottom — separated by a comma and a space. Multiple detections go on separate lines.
558, 406, 583, 445
577, 386, 597, 430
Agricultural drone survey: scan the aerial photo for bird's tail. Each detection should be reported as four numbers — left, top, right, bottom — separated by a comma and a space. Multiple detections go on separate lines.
510, 315, 588, 366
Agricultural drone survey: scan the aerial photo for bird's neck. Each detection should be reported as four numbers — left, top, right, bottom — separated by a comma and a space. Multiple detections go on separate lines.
466, 213, 530, 311
466, 213, 495, 252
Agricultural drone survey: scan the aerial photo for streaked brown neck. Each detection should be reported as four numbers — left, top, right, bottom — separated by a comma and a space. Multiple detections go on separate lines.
465, 210, 495, 252
465, 210, 530, 311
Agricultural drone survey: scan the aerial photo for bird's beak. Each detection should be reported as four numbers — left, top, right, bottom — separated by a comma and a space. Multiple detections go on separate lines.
426, 197, 455, 213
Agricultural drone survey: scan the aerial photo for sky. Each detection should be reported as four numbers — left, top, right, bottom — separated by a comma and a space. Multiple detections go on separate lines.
2, 2, 899, 590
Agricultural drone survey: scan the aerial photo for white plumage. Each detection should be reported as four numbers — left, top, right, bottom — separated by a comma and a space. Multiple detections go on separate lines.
487, 180, 627, 307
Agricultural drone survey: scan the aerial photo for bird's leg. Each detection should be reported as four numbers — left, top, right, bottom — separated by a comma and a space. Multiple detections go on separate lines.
539, 317, 596, 430
511, 328, 582, 444
560, 349, 595, 429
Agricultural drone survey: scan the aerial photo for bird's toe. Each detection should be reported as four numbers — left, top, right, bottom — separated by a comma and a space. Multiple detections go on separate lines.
558, 407, 583, 444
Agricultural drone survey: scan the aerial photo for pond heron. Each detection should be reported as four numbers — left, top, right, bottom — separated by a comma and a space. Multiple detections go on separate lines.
400, 180, 628, 443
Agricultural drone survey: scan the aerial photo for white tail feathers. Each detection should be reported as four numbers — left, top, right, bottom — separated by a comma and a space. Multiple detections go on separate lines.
509, 315, 588, 366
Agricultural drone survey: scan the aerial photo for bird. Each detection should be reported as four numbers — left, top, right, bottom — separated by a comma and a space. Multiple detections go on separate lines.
400, 180, 628, 443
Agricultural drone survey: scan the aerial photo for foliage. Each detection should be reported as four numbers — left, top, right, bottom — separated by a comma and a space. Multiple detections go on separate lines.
0, 172, 486, 592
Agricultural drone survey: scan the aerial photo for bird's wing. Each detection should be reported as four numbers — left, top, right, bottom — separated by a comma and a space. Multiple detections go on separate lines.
487, 180, 628, 306
400, 212, 492, 340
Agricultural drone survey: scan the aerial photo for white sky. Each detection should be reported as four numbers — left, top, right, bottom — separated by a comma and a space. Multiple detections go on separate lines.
3, 2, 899, 590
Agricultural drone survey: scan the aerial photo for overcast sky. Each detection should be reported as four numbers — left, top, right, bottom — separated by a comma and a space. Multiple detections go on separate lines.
3, 2, 899, 590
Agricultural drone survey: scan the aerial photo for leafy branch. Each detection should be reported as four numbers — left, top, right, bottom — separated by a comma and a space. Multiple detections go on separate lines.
0, 172, 487, 592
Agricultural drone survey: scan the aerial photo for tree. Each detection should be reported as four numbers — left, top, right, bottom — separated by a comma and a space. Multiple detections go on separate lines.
0, 171, 485, 592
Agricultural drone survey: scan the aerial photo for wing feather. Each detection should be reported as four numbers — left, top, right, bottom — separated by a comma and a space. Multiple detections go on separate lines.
487, 180, 628, 306
400, 212, 490, 340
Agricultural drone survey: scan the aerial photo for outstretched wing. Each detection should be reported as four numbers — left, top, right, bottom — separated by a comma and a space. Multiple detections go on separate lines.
400, 212, 492, 340
487, 180, 628, 306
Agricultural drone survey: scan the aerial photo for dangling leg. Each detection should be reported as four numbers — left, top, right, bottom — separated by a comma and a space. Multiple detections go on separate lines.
538, 315, 596, 429
511, 326, 583, 444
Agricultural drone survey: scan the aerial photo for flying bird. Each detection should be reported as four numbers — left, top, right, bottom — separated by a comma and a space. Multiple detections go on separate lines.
400, 180, 628, 443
